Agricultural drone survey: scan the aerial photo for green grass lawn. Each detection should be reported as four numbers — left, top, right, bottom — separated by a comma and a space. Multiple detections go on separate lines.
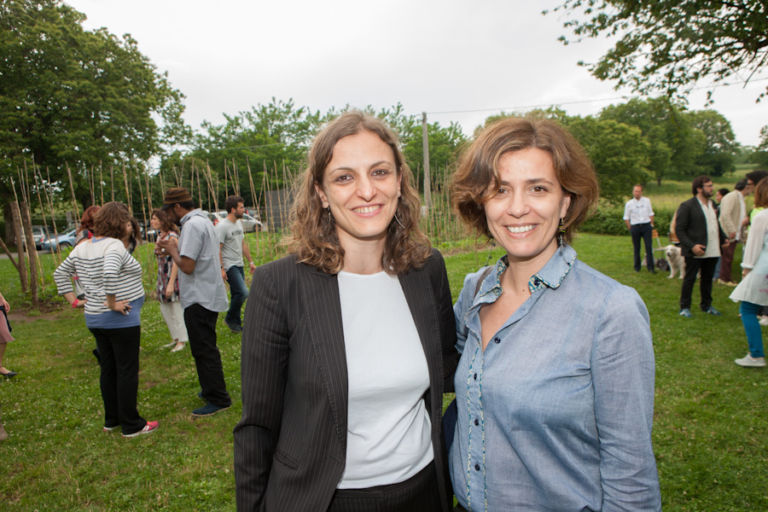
1, 233, 767, 510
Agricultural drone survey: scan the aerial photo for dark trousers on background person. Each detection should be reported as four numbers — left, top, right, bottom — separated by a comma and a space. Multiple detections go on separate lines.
183, 303, 231, 407
89, 326, 146, 435
630, 222, 655, 271
719, 241, 737, 282
225, 265, 249, 329
680, 256, 718, 310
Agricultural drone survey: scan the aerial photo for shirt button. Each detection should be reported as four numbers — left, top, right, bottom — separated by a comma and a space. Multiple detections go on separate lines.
474, 464, 480, 471
533, 277, 541, 285
473, 373, 477, 380
494, 337, 500, 344
474, 418, 479, 426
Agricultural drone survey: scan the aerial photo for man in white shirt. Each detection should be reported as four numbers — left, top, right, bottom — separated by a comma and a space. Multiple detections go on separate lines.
216, 195, 256, 333
718, 179, 752, 285
623, 184, 656, 273
675, 176, 726, 318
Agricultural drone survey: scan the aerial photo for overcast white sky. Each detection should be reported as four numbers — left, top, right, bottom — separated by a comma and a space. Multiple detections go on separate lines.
66, 0, 766, 146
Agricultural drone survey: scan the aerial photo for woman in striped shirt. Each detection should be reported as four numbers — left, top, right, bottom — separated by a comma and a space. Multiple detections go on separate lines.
54, 202, 158, 438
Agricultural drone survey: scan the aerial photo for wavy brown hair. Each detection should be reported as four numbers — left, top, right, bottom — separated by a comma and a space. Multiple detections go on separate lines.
78, 205, 100, 234
93, 202, 131, 240
451, 117, 598, 245
287, 111, 430, 274
754, 177, 768, 208
151, 208, 178, 234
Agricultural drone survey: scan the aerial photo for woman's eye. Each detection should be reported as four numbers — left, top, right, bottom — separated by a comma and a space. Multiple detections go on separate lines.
334, 174, 352, 183
531, 185, 548, 193
372, 168, 390, 177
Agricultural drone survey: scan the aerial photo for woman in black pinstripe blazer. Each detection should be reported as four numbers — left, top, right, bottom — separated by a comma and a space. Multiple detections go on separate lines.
234, 112, 458, 512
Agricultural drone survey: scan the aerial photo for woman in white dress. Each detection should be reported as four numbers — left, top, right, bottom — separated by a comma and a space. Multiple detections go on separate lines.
730, 178, 768, 367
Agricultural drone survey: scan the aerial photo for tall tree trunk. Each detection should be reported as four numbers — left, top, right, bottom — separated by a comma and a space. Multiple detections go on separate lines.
9, 201, 28, 293
19, 201, 39, 305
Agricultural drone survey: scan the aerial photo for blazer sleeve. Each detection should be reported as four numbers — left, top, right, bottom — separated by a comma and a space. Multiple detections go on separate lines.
430, 249, 458, 393
675, 201, 694, 254
234, 261, 292, 511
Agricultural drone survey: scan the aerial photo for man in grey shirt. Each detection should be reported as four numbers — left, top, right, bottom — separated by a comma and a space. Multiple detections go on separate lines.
216, 195, 256, 333
158, 187, 232, 417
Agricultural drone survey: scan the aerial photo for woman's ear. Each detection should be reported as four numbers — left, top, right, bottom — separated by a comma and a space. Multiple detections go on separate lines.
314, 183, 329, 208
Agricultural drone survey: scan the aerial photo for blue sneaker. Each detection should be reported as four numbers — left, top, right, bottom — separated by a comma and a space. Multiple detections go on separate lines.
704, 306, 721, 316
192, 402, 230, 417
679, 308, 692, 318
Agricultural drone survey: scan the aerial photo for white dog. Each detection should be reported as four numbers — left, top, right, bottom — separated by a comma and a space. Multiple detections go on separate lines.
664, 245, 685, 279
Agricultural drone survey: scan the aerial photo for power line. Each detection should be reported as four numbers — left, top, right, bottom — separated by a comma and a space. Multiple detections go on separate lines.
425, 76, 768, 117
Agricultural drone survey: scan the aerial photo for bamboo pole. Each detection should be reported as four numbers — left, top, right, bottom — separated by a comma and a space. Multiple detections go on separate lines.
122, 163, 132, 215
64, 164, 80, 221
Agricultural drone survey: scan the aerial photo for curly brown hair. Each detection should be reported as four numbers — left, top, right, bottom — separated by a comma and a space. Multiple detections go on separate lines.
450, 117, 598, 245
151, 208, 178, 234
754, 177, 768, 208
287, 111, 431, 274
93, 202, 131, 239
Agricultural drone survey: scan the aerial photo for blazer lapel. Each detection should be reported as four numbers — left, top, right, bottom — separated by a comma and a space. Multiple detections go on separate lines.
398, 268, 440, 390
301, 267, 349, 445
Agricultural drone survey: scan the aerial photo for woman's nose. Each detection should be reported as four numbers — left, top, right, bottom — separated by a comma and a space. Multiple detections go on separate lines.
356, 175, 375, 200
505, 191, 529, 217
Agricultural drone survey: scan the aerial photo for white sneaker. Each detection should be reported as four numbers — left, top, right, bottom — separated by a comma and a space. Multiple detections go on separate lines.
759, 316, 768, 326
170, 342, 186, 353
734, 354, 766, 367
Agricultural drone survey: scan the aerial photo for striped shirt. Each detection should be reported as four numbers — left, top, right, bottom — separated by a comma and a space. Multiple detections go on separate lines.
54, 237, 145, 318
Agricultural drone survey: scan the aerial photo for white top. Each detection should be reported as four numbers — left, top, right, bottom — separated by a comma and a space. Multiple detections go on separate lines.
731, 210, 768, 305
336, 270, 433, 489
623, 196, 654, 225
698, 198, 721, 259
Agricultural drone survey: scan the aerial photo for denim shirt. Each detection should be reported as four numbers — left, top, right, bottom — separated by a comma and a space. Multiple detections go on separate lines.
449, 245, 661, 511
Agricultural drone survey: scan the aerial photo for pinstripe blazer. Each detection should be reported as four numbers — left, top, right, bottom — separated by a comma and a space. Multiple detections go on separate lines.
234, 249, 458, 511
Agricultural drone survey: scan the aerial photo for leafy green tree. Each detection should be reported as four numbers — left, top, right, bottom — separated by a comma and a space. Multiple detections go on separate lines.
600, 97, 700, 181
547, 0, 768, 102
401, 121, 466, 191
566, 117, 650, 204
0, 0, 188, 216
685, 110, 737, 176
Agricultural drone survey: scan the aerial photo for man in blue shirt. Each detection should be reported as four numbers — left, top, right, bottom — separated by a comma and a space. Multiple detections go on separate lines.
158, 187, 232, 417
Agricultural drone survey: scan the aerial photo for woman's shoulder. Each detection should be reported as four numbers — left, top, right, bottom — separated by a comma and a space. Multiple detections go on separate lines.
569, 259, 647, 314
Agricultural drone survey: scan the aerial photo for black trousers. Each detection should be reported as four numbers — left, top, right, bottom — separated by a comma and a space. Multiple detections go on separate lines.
630, 222, 654, 271
680, 256, 718, 310
327, 461, 442, 512
89, 326, 146, 435
184, 304, 231, 407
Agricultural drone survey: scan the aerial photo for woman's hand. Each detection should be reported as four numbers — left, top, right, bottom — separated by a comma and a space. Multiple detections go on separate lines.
165, 282, 175, 299
106, 299, 132, 315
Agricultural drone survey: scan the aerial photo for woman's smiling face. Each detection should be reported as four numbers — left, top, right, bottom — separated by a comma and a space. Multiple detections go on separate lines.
484, 147, 570, 270
315, 130, 401, 252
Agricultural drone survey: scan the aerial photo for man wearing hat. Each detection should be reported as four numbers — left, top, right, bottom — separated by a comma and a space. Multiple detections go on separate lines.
157, 187, 232, 416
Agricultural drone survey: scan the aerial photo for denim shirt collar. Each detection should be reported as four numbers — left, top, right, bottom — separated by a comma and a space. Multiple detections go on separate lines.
474, 245, 577, 307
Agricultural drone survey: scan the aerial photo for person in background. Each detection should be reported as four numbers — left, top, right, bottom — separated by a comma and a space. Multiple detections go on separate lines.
730, 177, 768, 367
717, 179, 751, 286
623, 183, 656, 273
234, 112, 457, 511
0, 289, 16, 378
215, 195, 256, 333
157, 187, 232, 418
53, 202, 158, 438
675, 175, 726, 318
712, 188, 729, 284
150, 209, 189, 353
449, 117, 660, 511
75, 205, 101, 246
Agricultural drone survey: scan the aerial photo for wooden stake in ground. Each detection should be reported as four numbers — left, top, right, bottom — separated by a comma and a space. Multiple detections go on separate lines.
65, 164, 81, 220
9, 199, 27, 293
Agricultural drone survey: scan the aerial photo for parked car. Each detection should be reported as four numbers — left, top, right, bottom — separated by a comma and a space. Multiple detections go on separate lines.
41, 229, 78, 251
209, 211, 262, 232
20, 225, 50, 250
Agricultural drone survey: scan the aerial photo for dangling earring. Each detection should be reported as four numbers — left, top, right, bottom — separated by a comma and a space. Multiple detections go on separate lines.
558, 217, 566, 246
326, 207, 333, 224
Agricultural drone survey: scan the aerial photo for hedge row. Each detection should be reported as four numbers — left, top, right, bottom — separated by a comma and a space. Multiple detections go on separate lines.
581, 205, 676, 242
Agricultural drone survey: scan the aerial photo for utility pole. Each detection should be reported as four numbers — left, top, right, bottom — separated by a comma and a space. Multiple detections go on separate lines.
421, 112, 431, 212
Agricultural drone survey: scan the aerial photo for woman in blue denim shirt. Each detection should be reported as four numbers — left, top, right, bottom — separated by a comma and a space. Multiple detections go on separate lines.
448, 118, 661, 511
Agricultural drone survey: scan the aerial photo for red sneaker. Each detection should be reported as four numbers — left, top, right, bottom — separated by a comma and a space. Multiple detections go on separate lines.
122, 420, 159, 438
